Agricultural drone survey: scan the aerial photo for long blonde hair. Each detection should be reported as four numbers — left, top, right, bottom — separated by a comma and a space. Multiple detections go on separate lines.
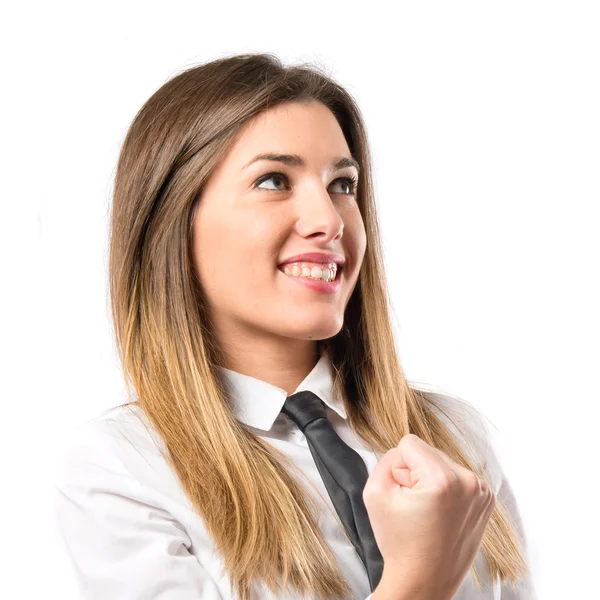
108, 53, 529, 600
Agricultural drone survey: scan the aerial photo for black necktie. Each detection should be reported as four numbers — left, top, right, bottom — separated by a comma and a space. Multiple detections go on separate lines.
281, 390, 384, 591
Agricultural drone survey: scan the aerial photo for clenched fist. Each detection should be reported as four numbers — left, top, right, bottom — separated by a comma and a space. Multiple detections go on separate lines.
363, 434, 496, 600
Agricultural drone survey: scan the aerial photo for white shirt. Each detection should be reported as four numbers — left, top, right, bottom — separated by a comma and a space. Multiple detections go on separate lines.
54, 350, 536, 599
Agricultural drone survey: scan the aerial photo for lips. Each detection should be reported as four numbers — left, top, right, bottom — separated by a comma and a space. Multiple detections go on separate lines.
278, 264, 343, 294
278, 252, 345, 268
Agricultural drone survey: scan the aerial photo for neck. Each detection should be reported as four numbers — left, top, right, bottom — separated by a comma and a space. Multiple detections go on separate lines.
218, 337, 322, 395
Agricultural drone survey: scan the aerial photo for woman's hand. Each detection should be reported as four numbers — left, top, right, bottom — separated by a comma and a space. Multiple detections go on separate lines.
363, 434, 496, 600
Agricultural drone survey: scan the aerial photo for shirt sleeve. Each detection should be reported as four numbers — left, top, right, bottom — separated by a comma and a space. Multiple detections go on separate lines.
495, 473, 538, 600
421, 392, 538, 599
53, 418, 224, 600
481, 425, 537, 600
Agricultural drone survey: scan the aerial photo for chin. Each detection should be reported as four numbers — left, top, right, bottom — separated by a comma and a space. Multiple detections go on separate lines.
283, 319, 344, 341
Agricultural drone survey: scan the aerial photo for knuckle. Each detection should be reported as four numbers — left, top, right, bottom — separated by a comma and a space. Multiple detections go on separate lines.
462, 471, 482, 495
362, 481, 381, 504
481, 479, 491, 497
362, 487, 370, 504
431, 469, 458, 493
399, 433, 420, 447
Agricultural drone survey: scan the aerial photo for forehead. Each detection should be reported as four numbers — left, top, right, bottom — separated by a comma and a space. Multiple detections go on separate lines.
222, 100, 352, 170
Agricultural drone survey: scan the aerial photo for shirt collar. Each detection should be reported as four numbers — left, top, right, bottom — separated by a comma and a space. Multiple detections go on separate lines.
218, 349, 347, 431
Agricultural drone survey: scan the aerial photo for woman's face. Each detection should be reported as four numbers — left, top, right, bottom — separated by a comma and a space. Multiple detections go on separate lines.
192, 99, 367, 352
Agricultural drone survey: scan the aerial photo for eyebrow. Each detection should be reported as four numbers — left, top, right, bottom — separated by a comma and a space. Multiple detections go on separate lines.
242, 153, 360, 175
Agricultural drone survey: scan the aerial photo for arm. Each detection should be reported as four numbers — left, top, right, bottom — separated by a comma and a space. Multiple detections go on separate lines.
495, 473, 538, 600
479, 416, 537, 600
53, 419, 223, 600
366, 457, 537, 600
393, 393, 537, 600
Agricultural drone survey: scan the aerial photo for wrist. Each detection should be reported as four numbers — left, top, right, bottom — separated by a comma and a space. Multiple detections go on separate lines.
371, 569, 442, 600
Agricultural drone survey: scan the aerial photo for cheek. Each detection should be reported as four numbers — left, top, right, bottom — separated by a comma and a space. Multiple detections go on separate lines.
192, 211, 279, 298
192, 210, 239, 290
344, 208, 367, 264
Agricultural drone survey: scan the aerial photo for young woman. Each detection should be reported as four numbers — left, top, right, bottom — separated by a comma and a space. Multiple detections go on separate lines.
54, 53, 535, 600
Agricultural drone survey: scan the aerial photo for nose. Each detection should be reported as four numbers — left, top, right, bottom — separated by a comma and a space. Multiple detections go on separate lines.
295, 184, 345, 241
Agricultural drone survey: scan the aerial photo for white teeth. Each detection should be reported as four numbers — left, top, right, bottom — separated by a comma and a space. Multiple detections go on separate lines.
281, 262, 339, 282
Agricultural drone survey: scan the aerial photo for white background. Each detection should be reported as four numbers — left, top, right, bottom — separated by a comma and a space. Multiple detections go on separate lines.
2, 1, 598, 598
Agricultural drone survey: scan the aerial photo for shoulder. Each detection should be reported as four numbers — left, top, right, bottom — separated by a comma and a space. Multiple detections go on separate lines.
415, 388, 503, 493
58, 403, 164, 463
54, 402, 174, 500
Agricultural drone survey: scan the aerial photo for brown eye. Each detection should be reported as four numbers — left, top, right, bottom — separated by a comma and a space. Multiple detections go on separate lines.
255, 173, 289, 191
253, 172, 358, 195
330, 176, 358, 196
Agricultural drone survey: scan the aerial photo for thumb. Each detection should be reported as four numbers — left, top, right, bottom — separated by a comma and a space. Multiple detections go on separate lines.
392, 466, 414, 488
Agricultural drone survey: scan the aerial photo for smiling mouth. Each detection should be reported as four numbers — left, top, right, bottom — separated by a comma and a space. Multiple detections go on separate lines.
278, 262, 342, 282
